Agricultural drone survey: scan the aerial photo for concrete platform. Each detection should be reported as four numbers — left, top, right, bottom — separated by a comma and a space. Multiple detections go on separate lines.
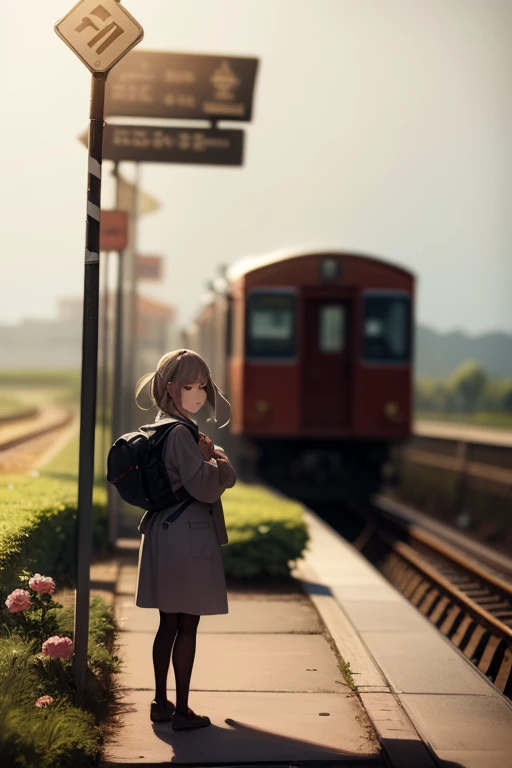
295, 510, 512, 768
104, 549, 383, 766
105, 690, 378, 765
104, 507, 512, 768
414, 419, 512, 447
116, 595, 322, 634
117, 632, 345, 693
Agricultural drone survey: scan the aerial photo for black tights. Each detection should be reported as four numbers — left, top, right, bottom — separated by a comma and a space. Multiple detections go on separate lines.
153, 611, 200, 714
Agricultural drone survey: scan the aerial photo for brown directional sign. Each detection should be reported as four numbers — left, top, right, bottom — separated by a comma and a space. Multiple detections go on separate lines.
104, 50, 258, 122
136, 255, 163, 281
101, 123, 244, 166
100, 210, 128, 251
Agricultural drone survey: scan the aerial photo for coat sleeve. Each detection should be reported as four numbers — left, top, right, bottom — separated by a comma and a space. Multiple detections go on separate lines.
216, 457, 236, 490
165, 425, 236, 504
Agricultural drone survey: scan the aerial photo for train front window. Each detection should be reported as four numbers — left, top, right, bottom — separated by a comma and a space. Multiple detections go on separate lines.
362, 294, 411, 362
246, 292, 296, 357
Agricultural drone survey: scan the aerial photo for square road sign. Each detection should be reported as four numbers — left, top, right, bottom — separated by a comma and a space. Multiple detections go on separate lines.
55, 0, 143, 74
100, 210, 128, 251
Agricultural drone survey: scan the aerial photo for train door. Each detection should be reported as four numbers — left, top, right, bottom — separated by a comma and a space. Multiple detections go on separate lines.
302, 296, 351, 429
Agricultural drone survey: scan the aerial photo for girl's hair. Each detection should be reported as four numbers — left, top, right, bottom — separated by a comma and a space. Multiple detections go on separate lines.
135, 348, 231, 428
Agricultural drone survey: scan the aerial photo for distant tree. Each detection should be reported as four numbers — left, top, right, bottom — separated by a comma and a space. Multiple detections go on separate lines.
414, 379, 451, 413
503, 386, 512, 413
448, 361, 488, 413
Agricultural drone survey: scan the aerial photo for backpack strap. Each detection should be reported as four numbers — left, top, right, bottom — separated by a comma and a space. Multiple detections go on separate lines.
141, 417, 199, 443
140, 419, 198, 517
149, 420, 203, 529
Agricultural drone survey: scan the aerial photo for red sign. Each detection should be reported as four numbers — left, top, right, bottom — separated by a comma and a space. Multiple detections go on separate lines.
100, 210, 128, 251
136, 255, 163, 281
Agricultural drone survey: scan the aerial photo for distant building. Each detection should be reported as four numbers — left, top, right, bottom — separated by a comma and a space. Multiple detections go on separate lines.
0, 295, 177, 370
135, 295, 178, 375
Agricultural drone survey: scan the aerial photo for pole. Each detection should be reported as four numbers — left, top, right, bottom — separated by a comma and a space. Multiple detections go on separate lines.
100, 251, 110, 479
74, 71, 106, 697
109, 162, 123, 546
124, 162, 140, 431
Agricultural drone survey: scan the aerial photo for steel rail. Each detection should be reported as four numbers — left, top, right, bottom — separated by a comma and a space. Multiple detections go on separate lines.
0, 408, 38, 426
370, 499, 512, 595
405, 526, 512, 599
354, 500, 512, 696
403, 446, 512, 487
379, 531, 512, 644
0, 409, 74, 453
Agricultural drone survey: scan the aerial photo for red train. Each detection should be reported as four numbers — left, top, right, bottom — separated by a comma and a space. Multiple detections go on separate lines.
183, 249, 415, 504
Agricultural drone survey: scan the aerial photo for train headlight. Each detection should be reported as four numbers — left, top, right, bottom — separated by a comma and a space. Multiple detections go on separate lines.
384, 401, 399, 420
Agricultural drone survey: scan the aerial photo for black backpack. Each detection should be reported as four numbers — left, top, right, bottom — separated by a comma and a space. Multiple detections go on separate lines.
107, 419, 197, 512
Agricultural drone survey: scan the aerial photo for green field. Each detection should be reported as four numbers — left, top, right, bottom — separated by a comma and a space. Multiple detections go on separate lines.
0, 369, 81, 412
0, 394, 34, 420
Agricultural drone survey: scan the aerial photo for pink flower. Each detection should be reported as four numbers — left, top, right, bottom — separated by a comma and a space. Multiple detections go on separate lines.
35, 695, 54, 708
41, 636, 73, 659
5, 589, 31, 613
28, 574, 56, 594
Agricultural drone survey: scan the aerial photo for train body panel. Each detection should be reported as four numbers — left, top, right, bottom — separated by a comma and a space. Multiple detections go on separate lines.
185, 249, 415, 504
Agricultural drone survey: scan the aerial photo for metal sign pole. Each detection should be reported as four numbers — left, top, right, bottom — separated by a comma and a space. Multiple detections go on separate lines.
74, 71, 106, 696
100, 249, 110, 480
109, 162, 123, 546
129, 162, 140, 428
55, 0, 144, 700
122, 162, 140, 434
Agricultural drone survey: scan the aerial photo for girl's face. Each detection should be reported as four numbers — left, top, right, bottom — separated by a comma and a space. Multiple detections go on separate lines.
180, 378, 208, 414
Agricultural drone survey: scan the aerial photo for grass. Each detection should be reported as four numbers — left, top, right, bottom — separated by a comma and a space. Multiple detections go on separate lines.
0, 369, 81, 409
0, 394, 35, 420
338, 658, 356, 691
415, 411, 512, 429
0, 369, 80, 388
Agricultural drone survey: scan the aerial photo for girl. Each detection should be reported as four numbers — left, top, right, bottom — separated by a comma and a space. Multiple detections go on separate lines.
134, 349, 236, 731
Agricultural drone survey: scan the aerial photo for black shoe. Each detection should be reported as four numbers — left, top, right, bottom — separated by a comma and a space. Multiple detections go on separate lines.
150, 699, 175, 722
172, 707, 211, 731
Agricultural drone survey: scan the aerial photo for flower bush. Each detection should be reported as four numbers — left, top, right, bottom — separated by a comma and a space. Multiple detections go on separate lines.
0, 575, 118, 768
2, 571, 66, 646
41, 635, 73, 659
5, 588, 31, 613
35, 695, 54, 708
28, 574, 56, 594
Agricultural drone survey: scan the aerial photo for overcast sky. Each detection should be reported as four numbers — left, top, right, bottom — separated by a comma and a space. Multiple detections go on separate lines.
2, 0, 511, 336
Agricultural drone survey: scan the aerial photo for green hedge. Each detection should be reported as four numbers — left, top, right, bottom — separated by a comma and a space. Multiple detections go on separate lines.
0, 432, 108, 595
222, 483, 310, 579
120, 480, 310, 580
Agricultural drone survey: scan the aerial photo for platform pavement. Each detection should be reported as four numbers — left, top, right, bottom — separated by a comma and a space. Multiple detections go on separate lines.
295, 510, 512, 768
414, 419, 512, 448
99, 513, 512, 768
102, 538, 386, 767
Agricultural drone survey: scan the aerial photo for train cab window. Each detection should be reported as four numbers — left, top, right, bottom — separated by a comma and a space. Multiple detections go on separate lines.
362, 294, 411, 362
318, 305, 345, 352
246, 292, 296, 357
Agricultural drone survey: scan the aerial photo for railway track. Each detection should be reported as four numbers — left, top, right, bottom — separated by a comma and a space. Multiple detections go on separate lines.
0, 407, 74, 453
352, 497, 512, 699
0, 407, 76, 473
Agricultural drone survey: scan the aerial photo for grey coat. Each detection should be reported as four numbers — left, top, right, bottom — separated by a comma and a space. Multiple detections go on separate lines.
135, 418, 236, 615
